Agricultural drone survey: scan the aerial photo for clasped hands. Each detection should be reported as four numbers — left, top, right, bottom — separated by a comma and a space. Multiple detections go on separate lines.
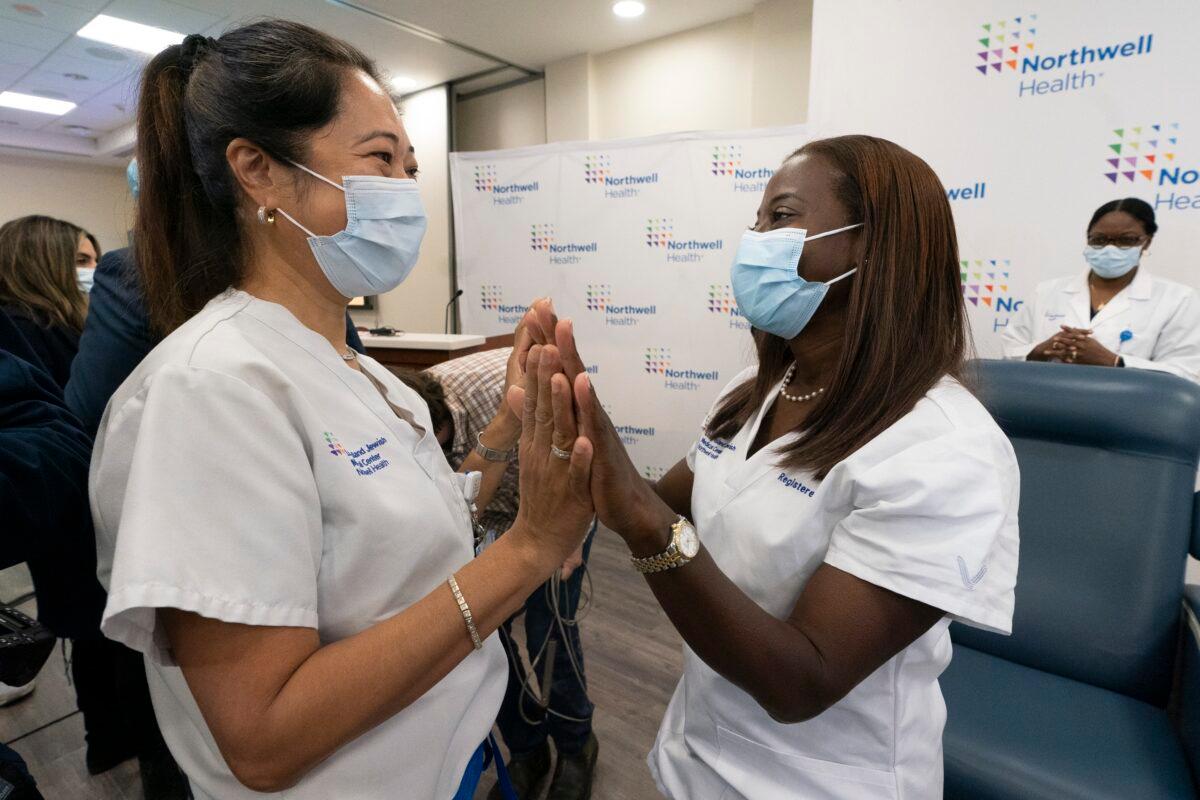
500, 299, 676, 581
1031, 325, 1119, 366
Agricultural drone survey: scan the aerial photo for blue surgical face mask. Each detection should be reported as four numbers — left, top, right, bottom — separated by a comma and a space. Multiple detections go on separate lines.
1084, 244, 1141, 279
275, 162, 428, 299
730, 223, 863, 339
77, 267, 94, 294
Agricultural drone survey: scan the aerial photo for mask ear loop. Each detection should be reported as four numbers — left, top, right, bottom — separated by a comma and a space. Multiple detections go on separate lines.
272, 161, 348, 238
804, 221, 864, 241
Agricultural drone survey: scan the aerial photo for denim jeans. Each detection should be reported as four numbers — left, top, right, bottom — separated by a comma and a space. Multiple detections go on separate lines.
495, 525, 595, 757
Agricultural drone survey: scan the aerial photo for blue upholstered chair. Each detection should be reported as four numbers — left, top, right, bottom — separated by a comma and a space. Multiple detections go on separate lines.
941, 360, 1200, 800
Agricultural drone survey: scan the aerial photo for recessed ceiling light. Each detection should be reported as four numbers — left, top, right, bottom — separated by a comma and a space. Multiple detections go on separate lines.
391, 76, 418, 92
0, 91, 76, 116
62, 72, 89, 81
612, 1, 645, 18
85, 45, 128, 62
77, 14, 185, 56
12, 3, 44, 17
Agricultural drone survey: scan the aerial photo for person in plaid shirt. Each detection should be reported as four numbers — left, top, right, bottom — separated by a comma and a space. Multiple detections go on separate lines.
402, 344, 598, 800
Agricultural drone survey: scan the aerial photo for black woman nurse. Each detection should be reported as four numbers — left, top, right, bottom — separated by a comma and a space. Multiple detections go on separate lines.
1004, 197, 1200, 381
517, 135, 1020, 799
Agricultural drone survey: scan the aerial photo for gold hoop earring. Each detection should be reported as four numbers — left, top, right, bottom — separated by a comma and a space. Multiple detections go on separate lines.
257, 206, 275, 225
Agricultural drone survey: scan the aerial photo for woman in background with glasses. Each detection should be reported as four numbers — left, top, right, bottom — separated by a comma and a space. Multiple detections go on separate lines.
1003, 198, 1200, 381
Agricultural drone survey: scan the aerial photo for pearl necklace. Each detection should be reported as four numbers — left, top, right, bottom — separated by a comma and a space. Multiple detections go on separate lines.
779, 363, 824, 403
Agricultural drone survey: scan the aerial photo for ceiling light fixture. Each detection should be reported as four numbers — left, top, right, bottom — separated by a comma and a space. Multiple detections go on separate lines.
84, 45, 128, 62
612, 1, 645, 18
0, 90, 76, 115
77, 14, 185, 56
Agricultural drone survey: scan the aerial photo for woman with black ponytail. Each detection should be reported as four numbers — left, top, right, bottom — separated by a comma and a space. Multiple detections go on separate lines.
91, 20, 595, 799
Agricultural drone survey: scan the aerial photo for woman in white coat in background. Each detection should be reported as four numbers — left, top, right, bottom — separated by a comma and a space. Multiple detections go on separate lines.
1003, 197, 1200, 382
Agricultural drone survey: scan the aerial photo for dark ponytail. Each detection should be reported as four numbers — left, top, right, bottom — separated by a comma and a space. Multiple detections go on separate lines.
134, 20, 384, 334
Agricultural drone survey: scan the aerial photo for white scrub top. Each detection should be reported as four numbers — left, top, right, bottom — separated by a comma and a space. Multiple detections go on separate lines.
648, 368, 1020, 800
91, 290, 506, 800
1002, 268, 1200, 382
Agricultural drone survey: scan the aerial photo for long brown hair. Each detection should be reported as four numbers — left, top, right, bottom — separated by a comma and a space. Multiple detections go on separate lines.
134, 20, 384, 335
0, 215, 89, 331
707, 135, 969, 478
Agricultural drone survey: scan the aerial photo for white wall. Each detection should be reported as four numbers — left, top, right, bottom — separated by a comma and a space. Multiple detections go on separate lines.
491, 0, 813, 147
751, 0, 812, 127
591, 14, 755, 139
0, 154, 133, 254
456, 79, 547, 152
358, 85, 452, 332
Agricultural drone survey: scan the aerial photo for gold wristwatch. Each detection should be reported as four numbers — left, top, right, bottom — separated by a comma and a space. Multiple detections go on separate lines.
630, 516, 700, 574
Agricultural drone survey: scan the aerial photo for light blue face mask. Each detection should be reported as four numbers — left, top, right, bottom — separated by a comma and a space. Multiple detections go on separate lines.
274, 162, 428, 299
730, 223, 863, 339
77, 267, 94, 294
1084, 244, 1141, 279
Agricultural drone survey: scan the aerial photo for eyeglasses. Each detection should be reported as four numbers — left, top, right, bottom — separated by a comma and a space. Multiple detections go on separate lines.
1087, 235, 1146, 248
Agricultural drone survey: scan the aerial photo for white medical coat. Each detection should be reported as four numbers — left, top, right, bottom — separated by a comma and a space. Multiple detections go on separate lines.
91, 290, 506, 800
648, 368, 1020, 800
1002, 269, 1200, 382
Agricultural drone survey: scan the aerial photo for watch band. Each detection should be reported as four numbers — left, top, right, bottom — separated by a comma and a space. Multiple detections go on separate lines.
473, 431, 514, 462
630, 517, 694, 574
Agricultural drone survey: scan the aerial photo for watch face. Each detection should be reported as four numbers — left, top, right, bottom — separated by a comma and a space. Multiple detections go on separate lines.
677, 522, 700, 558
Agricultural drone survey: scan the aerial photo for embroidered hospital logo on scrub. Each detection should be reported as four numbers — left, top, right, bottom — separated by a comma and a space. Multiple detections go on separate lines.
696, 435, 736, 460
323, 431, 347, 456
325, 433, 392, 476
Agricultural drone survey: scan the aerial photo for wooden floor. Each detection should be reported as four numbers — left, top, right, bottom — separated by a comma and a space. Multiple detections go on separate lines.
0, 530, 684, 800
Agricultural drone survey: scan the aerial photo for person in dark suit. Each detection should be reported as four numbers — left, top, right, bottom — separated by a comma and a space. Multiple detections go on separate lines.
0, 331, 99, 800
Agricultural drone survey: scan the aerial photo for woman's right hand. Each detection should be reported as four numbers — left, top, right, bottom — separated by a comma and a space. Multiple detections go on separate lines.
506, 344, 596, 573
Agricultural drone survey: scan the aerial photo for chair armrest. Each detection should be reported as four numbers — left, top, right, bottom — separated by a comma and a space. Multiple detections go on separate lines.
1192, 493, 1200, 559
1177, 586, 1200, 781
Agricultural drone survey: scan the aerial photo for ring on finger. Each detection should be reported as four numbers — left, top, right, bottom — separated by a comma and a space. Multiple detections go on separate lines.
550, 444, 572, 460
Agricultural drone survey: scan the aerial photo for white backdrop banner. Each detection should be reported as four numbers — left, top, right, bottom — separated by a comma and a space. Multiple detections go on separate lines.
450, 126, 809, 475
808, 0, 1200, 356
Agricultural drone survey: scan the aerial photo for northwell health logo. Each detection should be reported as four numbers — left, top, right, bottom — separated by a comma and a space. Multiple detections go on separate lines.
1103, 122, 1180, 183
961, 259, 1023, 332
973, 14, 1037, 76
708, 283, 749, 330
323, 431, 347, 457
582, 152, 659, 199
473, 163, 538, 206
586, 283, 655, 327
646, 217, 723, 263
974, 13, 1155, 98
643, 346, 720, 392
480, 284, 504, 311
478, 285, 525, 325
711, 143, 774, 193
531, 222, 598, 264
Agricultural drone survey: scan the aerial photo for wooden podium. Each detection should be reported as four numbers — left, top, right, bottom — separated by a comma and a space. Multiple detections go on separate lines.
360, 332, 515, 373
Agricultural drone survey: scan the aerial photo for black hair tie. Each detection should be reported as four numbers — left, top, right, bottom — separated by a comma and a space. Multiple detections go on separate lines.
178, 34, 217, 78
